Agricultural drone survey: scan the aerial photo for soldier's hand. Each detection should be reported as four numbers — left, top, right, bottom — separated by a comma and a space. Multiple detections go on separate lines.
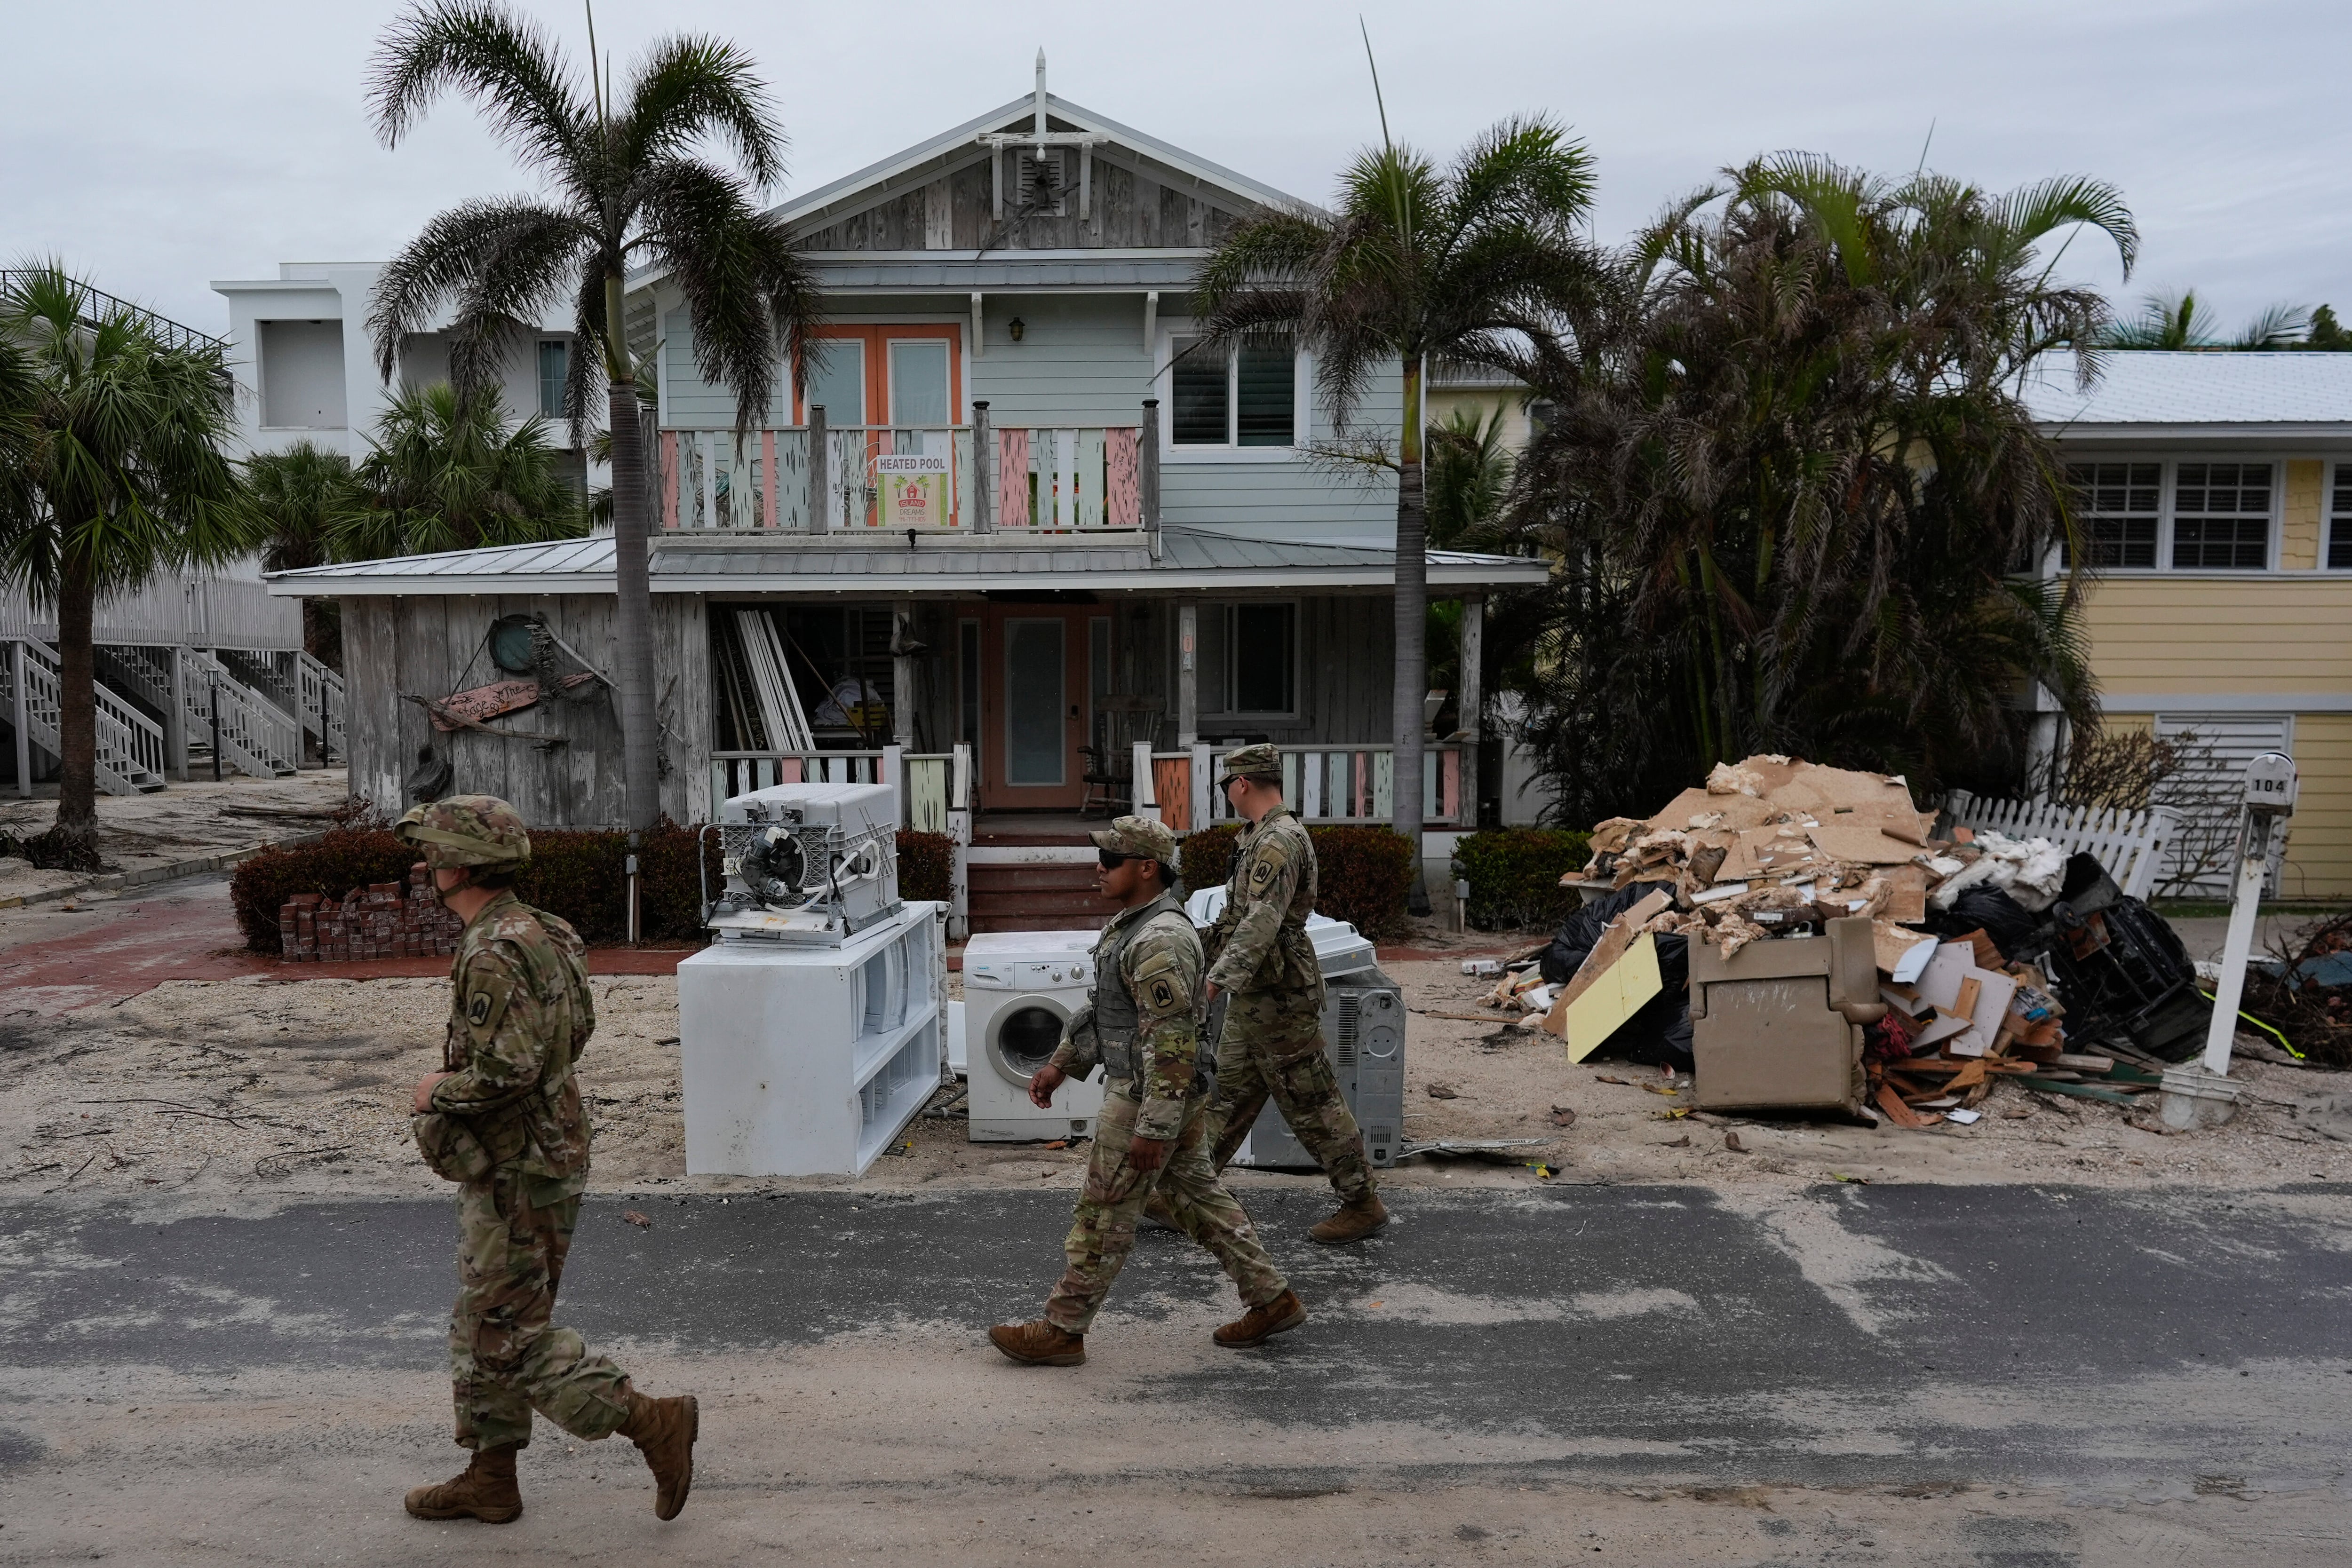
1028, 1064, 1066, 1109
411, 1071, 454, 1115
1128, 1135, 1169, 1173
1204, 981, 1221, 1003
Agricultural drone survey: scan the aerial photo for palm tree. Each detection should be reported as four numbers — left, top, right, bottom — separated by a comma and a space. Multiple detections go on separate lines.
366, 0, 822, 828
2104, 288, 2309, 349
0, 265, 243, 866
236, 439, 358, 665
337, 383, 585, 561
1425, 403, 1515, 552
1192, 115, 1598, 897
1505, 157, 2136, 819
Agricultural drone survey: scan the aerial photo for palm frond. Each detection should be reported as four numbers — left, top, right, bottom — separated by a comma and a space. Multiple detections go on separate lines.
367, 0, 587, 186
617, 35, 787, 191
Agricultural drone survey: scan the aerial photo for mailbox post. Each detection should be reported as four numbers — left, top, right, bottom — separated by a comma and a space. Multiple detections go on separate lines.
2201, 751, 2297, 1075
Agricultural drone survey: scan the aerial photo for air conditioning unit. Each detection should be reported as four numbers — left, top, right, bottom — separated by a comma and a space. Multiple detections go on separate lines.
704, 781, 900, 945
679, 899, 948, 1176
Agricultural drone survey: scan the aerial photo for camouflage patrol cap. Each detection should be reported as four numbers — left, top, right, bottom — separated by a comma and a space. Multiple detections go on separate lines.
1218, 743, 1283, 786
1090, 814, 1177, 866
394, 794, 532, 871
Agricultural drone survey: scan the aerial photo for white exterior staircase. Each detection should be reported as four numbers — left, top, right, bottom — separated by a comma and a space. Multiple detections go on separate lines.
2, 638, 168, 795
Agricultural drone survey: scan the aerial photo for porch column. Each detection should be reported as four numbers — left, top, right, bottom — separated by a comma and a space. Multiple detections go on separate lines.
807, 403, 829, 532
1139, 397, 1161, 552
164, 643, 188, 781
970, 401, 993, 534
891, 600, 919, 748
1457, 595, 1484, 830
1175, 600, 1197, 748
11, 641, 27, 799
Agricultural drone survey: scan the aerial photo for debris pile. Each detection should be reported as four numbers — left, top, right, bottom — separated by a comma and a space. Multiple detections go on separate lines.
1490, 753, 2209, 1127
279, 866, 464, 961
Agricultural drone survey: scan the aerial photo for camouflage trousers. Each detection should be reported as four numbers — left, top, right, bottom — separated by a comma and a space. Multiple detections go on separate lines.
1208, 1015, 1378, 1206
1042, 1087, 1288, 1335
448, 1173, 635, 1451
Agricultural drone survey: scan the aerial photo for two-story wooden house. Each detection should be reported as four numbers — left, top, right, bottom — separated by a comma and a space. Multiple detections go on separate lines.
266, 63, 1549, 929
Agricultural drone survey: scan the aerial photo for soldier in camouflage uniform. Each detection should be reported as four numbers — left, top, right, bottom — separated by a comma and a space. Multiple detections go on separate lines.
1200, 744, 1389, 1244
989, 815, 1304, 1366
395, 796, 699, 1525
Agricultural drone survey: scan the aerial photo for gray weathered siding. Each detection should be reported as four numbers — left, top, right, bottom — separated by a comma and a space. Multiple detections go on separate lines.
797, 147, 1248, 254
341, 593, 710, 829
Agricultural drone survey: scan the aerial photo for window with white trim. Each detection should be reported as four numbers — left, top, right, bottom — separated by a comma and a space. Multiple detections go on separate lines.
1170, 336, 1297, 448
2330, 466, 2352, 569
2066, 461, 2159, 568
536, 340, 568, 418
2171, 461, 2272, 569
1205, 602, 1298, 716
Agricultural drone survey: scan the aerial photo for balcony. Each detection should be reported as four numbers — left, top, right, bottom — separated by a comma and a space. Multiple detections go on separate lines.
659, 402, 1160, 535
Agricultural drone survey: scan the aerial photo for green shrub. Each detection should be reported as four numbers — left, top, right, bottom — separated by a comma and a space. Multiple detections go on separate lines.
1176, 821, 1416, 939
1451, 828, 1593, 931
897, 830, 955, 903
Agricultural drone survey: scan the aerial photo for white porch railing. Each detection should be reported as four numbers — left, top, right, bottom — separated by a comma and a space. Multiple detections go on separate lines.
2, 638, 167, 796
297, 651, 346, 760
709, 744, 973, 835
1129, 742, 1466, 834
1943, 792, 2179, 902
659, 420, 1151, 533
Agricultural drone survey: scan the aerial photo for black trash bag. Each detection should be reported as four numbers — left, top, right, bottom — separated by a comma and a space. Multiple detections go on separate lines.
1924, 884, 2039, 962
1540, 880, 1678, 985
1538, 882, 1694, 1072
2016, 852, 2210, 1062
1611, 930, 1695, 1072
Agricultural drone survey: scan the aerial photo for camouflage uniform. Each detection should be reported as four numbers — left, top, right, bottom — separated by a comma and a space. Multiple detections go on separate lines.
1203, 749, 1378, 1206
1039, 817, 1289, 1334
398, 798, 635, 1454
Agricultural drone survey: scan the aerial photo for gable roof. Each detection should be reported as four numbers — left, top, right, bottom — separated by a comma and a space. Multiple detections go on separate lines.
774, 91, 1312, 238
2026, 350, 2352, 434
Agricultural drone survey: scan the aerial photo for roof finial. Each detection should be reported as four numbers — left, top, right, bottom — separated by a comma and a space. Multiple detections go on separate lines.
1033, 49, 1048, 145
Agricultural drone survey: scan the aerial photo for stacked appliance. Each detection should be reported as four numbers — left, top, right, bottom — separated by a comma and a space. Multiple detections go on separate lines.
1186, 888, 1406, 1171
962, 929, 1107, 1141
680, 781, 948, 1176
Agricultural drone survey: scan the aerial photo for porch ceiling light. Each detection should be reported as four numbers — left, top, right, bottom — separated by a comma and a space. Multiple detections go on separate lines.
1008, 317, 1025, 342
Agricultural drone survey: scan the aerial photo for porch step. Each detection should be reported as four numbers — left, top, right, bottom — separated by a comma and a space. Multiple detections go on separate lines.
970, 827, 1095, 847
968, 910, 1112, 934
965, 858, 1106, 934
968, 863, 1102, 893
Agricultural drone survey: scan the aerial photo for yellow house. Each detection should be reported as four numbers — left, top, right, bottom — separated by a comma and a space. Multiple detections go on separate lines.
2033, 352, 2352, 900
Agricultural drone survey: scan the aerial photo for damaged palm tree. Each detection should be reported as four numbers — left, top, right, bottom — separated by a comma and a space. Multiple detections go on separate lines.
365, 0, 823, 828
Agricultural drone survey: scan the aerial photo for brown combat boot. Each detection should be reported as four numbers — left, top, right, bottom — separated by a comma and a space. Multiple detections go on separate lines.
1309, 1195, 1389, 1244
616, 1390, 699, 1521
1215, 1289, 1307, 1348
988, 1319, 1086, 1366
403, 1442, 522, 1523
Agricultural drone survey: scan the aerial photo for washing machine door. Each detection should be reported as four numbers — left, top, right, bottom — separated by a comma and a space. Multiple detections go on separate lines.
985, 993, 1076, 1086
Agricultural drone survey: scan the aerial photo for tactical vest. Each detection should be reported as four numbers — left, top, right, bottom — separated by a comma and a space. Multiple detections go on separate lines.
1089, 893, 1212, 1097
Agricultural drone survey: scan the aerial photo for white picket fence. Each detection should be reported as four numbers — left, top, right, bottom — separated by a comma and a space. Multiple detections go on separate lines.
1942, 792, 2179, 901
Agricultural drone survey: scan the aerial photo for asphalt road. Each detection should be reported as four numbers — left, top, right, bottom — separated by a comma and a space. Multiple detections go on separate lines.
2, 1183, 2347, 1564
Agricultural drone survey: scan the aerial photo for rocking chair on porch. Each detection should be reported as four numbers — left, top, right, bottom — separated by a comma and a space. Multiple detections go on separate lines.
1080, 696, 1162, 819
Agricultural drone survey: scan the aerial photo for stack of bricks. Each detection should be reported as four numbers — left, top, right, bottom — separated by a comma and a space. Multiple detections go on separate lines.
278, 866, 466, 960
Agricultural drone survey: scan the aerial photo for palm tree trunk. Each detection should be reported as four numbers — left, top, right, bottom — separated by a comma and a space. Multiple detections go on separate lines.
53, 555, 100, 861
1391, 358, 1430, 916
607, 373, 659, 829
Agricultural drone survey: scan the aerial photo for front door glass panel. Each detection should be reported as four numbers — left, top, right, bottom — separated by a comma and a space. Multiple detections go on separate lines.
1004, 618, 1066, 786
804, 338, 865, 426
888, 340, 951, 426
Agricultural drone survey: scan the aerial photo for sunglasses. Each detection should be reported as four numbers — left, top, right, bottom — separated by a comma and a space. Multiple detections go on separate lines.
1097, 848, 1134, 870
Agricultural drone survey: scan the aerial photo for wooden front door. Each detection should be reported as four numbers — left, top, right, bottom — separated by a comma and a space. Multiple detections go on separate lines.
795, 324, 962, 426
977, 606, 1099, 810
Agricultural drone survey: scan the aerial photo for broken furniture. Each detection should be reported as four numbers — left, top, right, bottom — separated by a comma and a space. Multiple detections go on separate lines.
1688, 915, 1883, 1115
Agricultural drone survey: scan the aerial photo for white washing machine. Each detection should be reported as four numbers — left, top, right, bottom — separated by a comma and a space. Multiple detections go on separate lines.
962, 929, 1107, 1141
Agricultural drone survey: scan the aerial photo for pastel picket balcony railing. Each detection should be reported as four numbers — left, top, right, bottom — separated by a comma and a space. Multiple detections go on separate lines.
1129, 742, 1466, 834
660, 406, 1159, 535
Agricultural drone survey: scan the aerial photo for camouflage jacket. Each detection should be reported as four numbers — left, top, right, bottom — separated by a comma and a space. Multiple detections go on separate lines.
1205, 806, 1322, 1004
1049, 889, 1205, 1141
427, 890, 596, 1193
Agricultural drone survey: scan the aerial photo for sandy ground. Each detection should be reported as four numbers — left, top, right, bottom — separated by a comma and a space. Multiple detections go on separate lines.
0, 768, 346, 903
4, 953, 2346, 1202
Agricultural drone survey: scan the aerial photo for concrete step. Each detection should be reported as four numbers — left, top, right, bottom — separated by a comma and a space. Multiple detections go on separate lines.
968, 910, 1111, 934
969, 887, 1106, 916
968, 863, 1100, 892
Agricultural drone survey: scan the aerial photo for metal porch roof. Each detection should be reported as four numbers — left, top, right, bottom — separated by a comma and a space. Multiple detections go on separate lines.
2026, 350, 2352, 435
263, 528, 1551, 597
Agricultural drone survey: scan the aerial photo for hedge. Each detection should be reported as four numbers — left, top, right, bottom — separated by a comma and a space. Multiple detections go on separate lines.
1179, 821, 1418, 939
1451, 828, 1593, 932
230, 823, 959, 954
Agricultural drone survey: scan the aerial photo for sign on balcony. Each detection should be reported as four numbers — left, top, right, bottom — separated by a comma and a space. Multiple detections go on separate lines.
876, 452, 952, 529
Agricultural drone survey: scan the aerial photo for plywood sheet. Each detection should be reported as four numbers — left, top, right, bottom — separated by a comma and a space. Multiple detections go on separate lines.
1561, 932, 1664, 1063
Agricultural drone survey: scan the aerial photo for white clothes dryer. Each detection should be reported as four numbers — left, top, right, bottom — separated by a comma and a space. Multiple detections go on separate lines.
962, 929, 1106, 1141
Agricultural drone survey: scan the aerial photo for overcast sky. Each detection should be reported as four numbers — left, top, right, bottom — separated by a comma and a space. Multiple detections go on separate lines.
5, 0, 2344, 340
